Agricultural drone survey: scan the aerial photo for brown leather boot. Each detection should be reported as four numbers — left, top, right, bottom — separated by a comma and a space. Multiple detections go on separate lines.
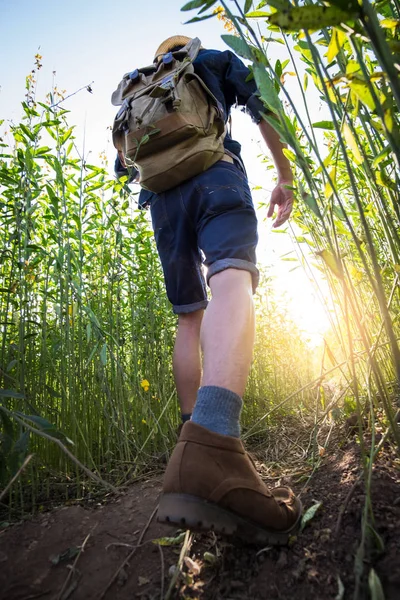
158, 422, 302, 545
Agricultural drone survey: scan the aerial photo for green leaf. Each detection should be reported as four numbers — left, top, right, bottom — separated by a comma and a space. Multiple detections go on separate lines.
181, 0, 217, 11
367, 524, 385, 555
348, 80, 376, 111
316, 249, 344, 279
383, 109, 394, 133
381, 18, 400, 28
50, 546, 80, 566
302, 193, 322, 220
262, 114, 290, 146
282, 148, 297, 162
100, 343, 107, 366
300, 501, 323, 532
245, 11, 270, 18
15, 413, 55, 431
61, 128, 74, 145
368, 569, 385, 600
312, 121, 335, 130
152, 532, 186, 546
342, 122, 363, 165
221, 35, 254, 61
326, 27, 346, 63
0, 172, 18, 186
253, 64, 282, 114
332, 204, 346, 221
0, 389, 24, 399
198, 0, 218, 14
185, 12, 216, 23
244, 0, 253, 14
268, 6, 358, 32
52, 157, 64, 184
275, 58, 283, 80
372, 145, 390, 168
203, 551, 218, 564
14, 412, 74, 445
19, 123, 36, 142
34, 146, 51, 157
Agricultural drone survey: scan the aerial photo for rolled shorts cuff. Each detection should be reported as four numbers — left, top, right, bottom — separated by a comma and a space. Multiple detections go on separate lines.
173, 299, 209, 315
206, 259, 260, 293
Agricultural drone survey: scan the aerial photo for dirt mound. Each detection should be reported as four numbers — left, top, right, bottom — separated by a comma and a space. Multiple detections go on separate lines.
1, 442, 399, 600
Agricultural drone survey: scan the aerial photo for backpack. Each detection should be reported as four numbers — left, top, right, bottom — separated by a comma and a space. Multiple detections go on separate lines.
111, 38, 226, 194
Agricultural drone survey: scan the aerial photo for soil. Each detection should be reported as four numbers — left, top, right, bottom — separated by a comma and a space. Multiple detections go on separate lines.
1, 435, 399, 600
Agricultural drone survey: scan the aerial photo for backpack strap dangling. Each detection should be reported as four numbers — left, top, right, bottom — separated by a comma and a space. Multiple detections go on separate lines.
183, 38, 202, 62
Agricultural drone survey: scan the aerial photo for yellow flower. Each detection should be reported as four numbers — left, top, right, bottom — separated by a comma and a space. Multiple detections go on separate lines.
140, 379, 150, 392
142, 418, 147, 425
213, 5, 236, 33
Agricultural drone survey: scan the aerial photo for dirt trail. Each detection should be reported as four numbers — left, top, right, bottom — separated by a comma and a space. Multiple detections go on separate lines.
1, 441, 399, 600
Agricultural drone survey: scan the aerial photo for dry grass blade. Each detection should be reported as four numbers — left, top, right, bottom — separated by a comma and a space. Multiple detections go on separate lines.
164, 529, 193, 600
57, 526, 96, 600
158, 543, 165, 600
0, 406, 117, 494
99, 503, 158, 599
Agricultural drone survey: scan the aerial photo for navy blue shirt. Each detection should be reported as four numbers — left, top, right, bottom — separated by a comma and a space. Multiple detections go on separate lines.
193, 49, 263, 155
114, 48, 264, 206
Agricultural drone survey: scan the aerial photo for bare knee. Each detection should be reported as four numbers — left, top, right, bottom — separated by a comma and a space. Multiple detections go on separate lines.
177, 309, 204, 332
208, 268, 253, 297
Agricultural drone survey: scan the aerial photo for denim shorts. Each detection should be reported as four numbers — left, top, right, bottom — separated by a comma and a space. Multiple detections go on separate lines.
150, 160, 259, 314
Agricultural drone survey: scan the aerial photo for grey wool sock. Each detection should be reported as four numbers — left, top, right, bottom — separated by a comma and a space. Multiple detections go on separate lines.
191, 385, 243, 438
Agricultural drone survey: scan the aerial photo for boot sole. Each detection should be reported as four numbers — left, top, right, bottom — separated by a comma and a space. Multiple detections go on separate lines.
157, 493, 302, 546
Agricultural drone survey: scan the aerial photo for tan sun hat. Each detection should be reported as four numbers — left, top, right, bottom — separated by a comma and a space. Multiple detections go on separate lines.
154, 35, 199, 61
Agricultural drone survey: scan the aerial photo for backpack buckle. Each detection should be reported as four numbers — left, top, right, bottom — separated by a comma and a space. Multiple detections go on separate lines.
162, 52, 173, 66
128, 69, 139, 81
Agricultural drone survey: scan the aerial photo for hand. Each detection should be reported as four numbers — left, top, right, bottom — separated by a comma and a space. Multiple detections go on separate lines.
267, 180, 294, 228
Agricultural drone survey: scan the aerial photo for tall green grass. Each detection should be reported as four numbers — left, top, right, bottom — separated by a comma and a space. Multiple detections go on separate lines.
182, 1, 399, 595
186, 0, 400, 438
0, 64, 317, 516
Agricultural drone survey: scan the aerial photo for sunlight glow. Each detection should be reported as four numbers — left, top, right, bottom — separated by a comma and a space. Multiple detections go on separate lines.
229, 110, 332, 346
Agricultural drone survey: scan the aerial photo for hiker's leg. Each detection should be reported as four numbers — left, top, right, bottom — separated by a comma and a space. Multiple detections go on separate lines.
159, 266, 302, 545
173, 309, 204, 417
149, 188, 208, 422
187, 162, 258, 436
158, 163, 302, 543
201, 268, 254, 397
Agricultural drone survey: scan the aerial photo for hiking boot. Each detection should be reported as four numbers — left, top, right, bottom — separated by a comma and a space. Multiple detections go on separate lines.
158, 422, 302, 545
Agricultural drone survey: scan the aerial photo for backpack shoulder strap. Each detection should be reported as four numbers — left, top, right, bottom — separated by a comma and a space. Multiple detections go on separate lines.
183, 37, 201, 62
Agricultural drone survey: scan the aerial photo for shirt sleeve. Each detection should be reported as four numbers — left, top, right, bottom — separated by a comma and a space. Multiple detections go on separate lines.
224, 51, 268, 124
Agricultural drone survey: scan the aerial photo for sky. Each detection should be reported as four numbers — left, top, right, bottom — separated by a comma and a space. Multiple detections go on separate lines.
0, 0, 331, 341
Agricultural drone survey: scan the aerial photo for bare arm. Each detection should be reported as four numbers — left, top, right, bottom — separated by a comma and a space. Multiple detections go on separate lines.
258, 119, 294, 228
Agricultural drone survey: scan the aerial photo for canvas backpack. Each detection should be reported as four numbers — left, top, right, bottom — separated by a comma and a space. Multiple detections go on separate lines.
111, 38, 226, 194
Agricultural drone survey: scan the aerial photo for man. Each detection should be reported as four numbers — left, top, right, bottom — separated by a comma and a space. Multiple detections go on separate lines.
116, 35, 302, 544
